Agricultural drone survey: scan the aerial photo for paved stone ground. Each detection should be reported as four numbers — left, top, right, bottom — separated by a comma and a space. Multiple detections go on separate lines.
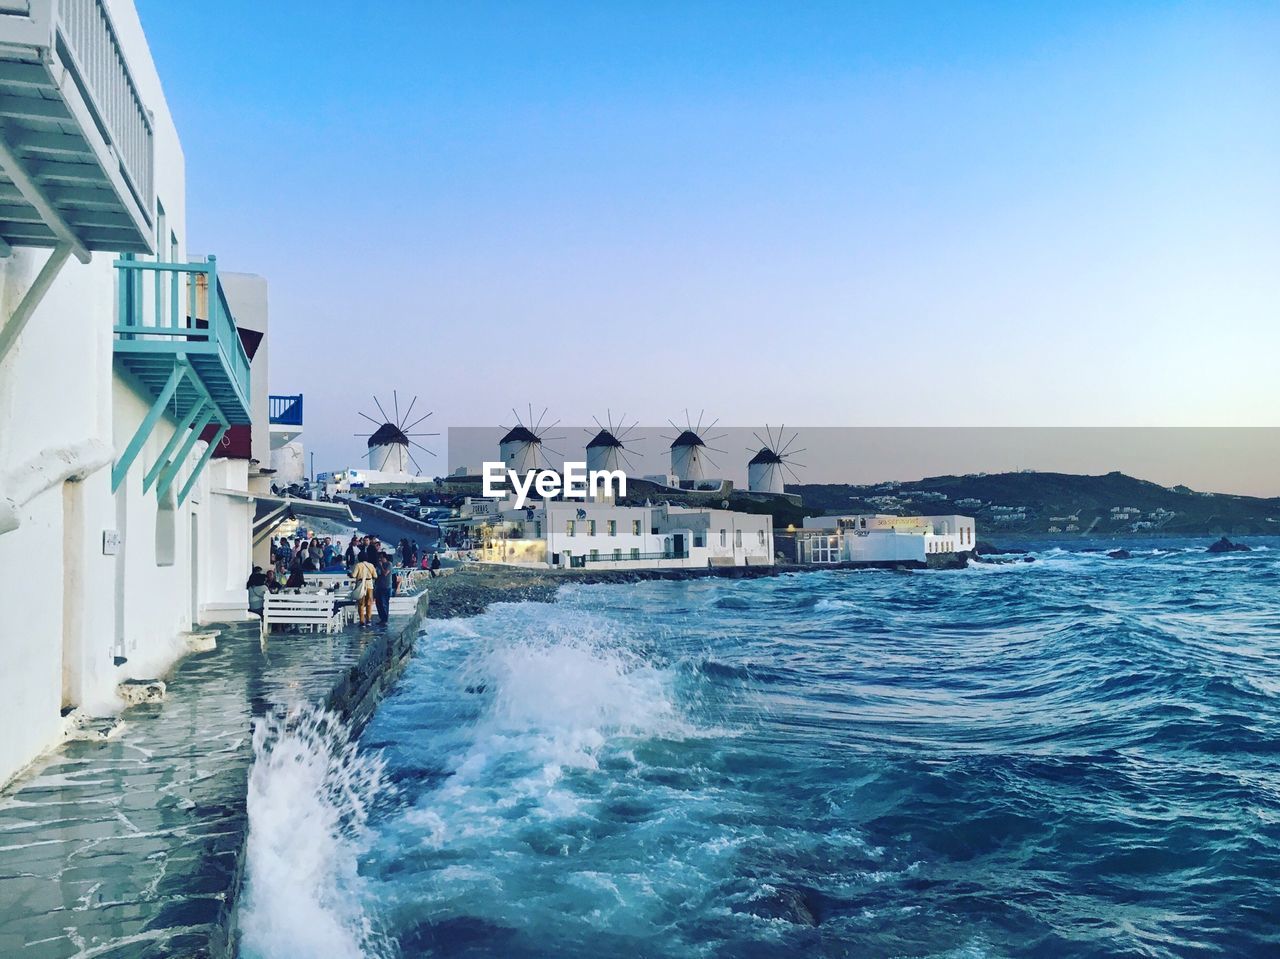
0, 599, 426, 959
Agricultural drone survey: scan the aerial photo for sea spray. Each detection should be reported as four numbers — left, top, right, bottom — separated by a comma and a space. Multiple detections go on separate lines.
237, 705, 393, 959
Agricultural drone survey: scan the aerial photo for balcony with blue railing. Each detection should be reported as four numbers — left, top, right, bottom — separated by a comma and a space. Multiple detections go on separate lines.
0, 0, 155, 258
269, 394, 304, 427
111, 256, 252, 501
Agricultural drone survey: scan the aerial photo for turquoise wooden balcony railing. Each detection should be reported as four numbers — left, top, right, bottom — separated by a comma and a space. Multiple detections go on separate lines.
111, 256, 252, 504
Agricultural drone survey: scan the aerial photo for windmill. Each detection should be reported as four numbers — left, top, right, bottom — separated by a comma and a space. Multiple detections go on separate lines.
499, 405, 563, 474
661, 410, 727, 485
585, 411, 642, 474
354, 392, 437, 476
747, 425, 805, 494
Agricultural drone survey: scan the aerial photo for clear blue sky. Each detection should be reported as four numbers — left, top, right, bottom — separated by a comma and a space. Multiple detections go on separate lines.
136, 1, 1280, 481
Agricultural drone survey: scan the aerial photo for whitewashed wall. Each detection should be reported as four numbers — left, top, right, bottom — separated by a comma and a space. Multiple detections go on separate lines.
0, 0, 227, 787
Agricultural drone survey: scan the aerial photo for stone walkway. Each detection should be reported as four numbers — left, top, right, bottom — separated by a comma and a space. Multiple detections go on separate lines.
0, 596, 427, 959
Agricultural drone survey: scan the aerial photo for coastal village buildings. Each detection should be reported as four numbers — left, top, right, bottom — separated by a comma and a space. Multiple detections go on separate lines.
473, 497, 775, 569
0, 2, 267, 786
794, 514, 977, 564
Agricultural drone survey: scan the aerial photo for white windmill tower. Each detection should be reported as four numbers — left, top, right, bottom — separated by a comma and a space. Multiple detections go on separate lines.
585, 412, 642, 474
355, 392, 438, 477
499, 406, 562, 475
747, 425, 804, 494
664, 410, 726, 486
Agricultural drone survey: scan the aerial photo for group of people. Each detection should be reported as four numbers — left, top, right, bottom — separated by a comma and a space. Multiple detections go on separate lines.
252, 529, 446, 626
270, 535, 346, 577
346, 535, 398, 627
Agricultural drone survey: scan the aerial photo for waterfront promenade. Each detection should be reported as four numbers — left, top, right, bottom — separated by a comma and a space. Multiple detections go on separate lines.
0, 593, 429, 959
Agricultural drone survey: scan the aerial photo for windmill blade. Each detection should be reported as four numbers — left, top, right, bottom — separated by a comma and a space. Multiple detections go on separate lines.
540, 418, 561, 436
406, 432, 441, 438
705, 445, 728, 456
779, 434, 803, 457
404, 410, 434, 432
373, 395, 392, 425
358, 410, 384, 429
695, 409, 704, 433
401, 394, 418, 428
702, 450, 721, 471
751, 431, 770, 451
619, 450, 638, 473
541, 444, 565, 460
511, 408, 522, 427
667, 419, 682, 432
704, 417, 720, 433
409, 440, 438, 457
407, 450, 425, 475
783, 447, 808, 460
393, 390, 400, 427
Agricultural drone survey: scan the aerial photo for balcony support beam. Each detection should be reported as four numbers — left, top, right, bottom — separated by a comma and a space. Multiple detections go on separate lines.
0, 240, 71, 365
111, 362, 185, 492
0, 135, 90, 263
178, 424, 228, 507
143, 397, 207, 493
155, 404, 215, 501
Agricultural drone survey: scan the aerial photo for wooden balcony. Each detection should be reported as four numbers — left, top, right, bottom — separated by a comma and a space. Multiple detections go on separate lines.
0, 0, 155, 258
111, 256, 252, 503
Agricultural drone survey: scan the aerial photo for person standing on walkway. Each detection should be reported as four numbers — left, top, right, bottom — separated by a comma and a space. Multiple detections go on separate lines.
351, 555, 377, 626
373, 553, 394, 626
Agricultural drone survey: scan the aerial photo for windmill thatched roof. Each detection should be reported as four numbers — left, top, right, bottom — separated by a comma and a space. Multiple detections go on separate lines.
368, 423, 409, 447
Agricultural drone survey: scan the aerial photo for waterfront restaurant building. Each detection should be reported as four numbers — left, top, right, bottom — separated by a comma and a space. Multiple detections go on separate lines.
796, 514, 977, 564
0, 2, 264, 787
474, 498, 775, 569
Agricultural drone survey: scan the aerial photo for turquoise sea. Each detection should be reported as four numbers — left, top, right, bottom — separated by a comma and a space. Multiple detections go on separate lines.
238, 539, 1280, 958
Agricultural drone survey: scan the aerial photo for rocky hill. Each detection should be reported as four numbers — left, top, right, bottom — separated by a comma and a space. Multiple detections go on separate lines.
791, 471, 1280, 536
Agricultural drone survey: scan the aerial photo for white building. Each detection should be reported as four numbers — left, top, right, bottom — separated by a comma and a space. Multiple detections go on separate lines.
796, 514, 977, 564
475, 497, 775, 570
268, 392, 305, 484
0, 2, 266, 786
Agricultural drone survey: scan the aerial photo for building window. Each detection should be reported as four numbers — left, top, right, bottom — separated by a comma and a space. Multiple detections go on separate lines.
566, 520, 575, 536
613, 549, 622, 560
694, 535, 704, 548
632, 520, 642, 535
630, 548, 640, 560
587, 520, 596, 536
590, 549, 599, 561
534, 521, 542, 538
719, 529, 726, 547
758, 530, 766, 546
734, 529, 742, 548
607, 520, 616, 536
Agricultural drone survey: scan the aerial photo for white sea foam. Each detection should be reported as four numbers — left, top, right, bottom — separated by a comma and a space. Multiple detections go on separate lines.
237, 706, 391, 959
439, 611, 686, 808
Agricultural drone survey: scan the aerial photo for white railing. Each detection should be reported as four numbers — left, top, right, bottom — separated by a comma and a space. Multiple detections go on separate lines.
53, 0, 154, 216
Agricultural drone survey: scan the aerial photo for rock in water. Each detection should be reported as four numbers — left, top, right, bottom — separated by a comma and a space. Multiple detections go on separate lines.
742, 885, 820, 926
1207, 537, 1251, 554
117, 678, 166, 706
1107, 549, 1132, 559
